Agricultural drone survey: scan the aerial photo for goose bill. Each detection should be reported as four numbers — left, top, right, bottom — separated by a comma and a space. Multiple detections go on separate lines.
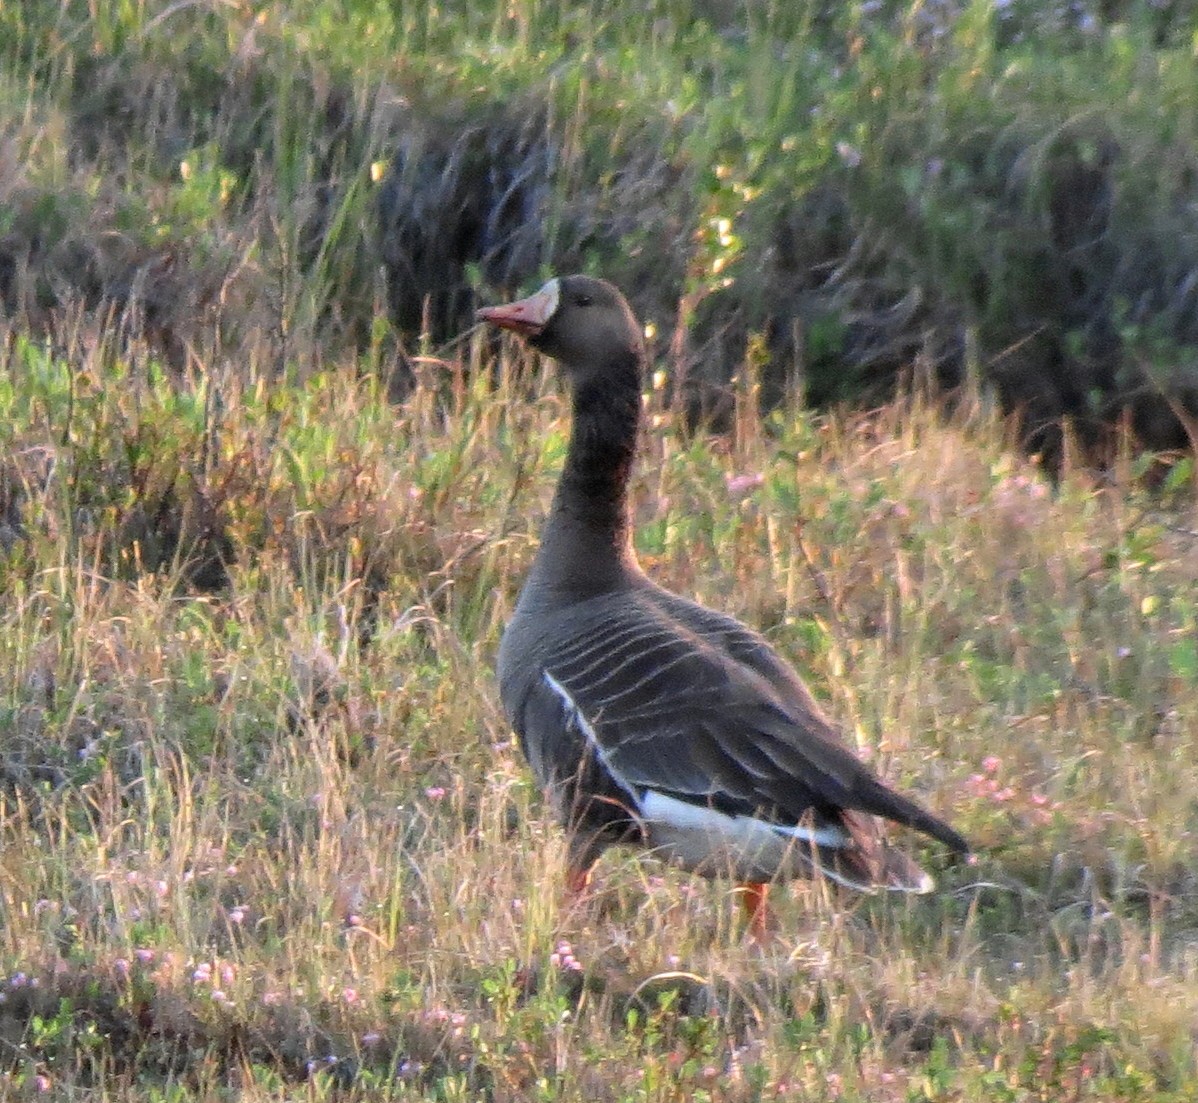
477, 278, 561, 336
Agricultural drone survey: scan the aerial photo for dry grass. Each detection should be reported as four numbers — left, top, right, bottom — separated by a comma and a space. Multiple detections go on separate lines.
1, 316, 1197, 1098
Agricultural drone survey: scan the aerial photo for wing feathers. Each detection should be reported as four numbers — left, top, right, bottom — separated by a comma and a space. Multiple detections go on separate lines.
505, 585, 968, 887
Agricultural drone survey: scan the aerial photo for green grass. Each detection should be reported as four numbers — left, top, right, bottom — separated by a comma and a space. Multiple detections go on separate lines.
5, 0, 1198, 448
2, 1, 1198, 1098
2, 321, 1198, 1098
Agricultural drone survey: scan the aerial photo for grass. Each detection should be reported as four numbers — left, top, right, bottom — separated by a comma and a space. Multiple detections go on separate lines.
2, 322, 1198, 1098
6, 1, 1198, 449
2, 0, 1198, 1098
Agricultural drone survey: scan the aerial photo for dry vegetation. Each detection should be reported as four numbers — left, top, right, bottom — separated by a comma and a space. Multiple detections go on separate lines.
2, 329, 1197, 1099
2, 1, 1198, 1099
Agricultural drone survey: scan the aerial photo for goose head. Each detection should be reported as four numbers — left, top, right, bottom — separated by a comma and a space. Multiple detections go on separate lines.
478, 275, 644, 387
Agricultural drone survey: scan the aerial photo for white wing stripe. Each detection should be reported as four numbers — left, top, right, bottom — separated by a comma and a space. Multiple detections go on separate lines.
555, 624, 680, 687
542, 670, 641, 803
583, 648, 706, 711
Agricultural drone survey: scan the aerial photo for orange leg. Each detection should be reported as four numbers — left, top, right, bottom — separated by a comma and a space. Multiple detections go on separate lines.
739, 882, 772, 942
565, 864, 594, 897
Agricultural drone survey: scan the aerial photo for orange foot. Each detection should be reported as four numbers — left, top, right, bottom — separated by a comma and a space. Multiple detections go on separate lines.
739, 882, 773, 943
565, 864, 594, 898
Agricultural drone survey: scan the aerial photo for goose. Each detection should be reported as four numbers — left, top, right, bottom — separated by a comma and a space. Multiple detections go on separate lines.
479, 275, 970, 936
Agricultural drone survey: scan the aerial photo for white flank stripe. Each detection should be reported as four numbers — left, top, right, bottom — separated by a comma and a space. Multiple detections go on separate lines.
638, 790, 851, 850
542, 670, 638, 799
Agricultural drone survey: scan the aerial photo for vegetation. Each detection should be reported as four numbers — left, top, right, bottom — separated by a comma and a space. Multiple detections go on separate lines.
5, 1, 1198, 454
1, 0, 1197, 1098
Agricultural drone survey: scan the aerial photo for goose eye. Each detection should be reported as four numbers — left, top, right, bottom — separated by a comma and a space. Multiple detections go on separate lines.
574, 293, 593, 307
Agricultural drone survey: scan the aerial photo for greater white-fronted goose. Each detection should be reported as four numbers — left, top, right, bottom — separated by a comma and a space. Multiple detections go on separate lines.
480, 275, 970, 935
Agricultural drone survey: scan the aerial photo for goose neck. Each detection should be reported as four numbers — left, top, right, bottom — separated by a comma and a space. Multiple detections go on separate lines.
538, 361, 642, 585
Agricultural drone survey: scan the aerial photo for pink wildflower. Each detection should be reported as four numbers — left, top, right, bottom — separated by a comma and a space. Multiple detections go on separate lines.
725, 472, 765, 496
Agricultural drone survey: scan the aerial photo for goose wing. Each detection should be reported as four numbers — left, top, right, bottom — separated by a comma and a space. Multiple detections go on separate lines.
530, 591, 968, 855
